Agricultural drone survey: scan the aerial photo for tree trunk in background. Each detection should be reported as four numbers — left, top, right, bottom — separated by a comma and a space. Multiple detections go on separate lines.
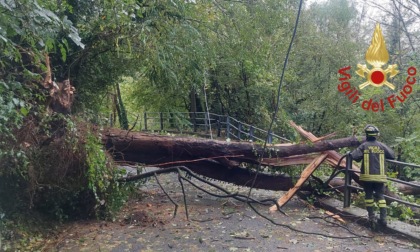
190, 88, 197, 115
115, 83, 129, 130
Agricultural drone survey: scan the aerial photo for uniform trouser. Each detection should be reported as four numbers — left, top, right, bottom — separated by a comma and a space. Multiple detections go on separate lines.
363, 182, 387, 219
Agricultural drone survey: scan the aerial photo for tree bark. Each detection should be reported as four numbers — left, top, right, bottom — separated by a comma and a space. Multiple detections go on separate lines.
103, 128, 420, 201
103, 128, 363, 166
103, 129, 364, 190
397, 182, 420, 195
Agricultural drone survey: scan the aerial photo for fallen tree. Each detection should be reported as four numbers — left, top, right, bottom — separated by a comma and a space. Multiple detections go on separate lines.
104, 123, 420, 213
103, 128, 365, 190
103, 128, 363, 166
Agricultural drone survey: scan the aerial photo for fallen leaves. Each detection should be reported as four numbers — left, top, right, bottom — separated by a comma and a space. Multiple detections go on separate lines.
289, 238, 298, 244
229, 231, 255, 240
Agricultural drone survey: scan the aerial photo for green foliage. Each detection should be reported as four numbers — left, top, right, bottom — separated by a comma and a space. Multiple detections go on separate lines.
1, 0, 420, 233
0, 0, 85, 205
284, 0, 361, 137
0, 0, 83, 77
85, 131, 131, 219
0, 80, 31, 179
388, 201, 416, 222
395, 134, 420, 180
385, 180, 419, 222
351, 192, 367, 209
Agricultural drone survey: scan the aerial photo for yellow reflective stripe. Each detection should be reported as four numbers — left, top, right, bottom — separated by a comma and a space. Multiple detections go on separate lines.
378, 199, 387, 208
365, 199, 374, 207
380, 153, 384, 175
364, 153, 369, 174
360, 174, 387, 182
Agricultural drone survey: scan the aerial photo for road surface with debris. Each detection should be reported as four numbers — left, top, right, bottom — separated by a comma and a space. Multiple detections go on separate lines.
52, 171, 418, 251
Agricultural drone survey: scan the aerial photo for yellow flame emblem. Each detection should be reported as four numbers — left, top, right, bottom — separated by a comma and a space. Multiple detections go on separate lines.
356, 24, 398, 90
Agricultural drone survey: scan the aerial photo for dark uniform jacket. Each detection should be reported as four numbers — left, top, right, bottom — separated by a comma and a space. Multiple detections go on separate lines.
351, 140, 395, 183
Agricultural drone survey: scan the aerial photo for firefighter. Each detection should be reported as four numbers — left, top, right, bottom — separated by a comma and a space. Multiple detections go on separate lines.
350, 125, 395, 228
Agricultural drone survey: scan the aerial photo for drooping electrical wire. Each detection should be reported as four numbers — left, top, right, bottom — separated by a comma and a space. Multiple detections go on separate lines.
247, 0, 304, 199
241, 4, 372, 239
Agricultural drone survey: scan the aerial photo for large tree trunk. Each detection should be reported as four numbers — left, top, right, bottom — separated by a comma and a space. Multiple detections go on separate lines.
397, 182, 420, 196
103, 129, 363, 190
103, 129, 363, 165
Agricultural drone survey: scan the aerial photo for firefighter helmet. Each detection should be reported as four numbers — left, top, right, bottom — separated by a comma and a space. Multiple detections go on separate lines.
365, 125, 380, 137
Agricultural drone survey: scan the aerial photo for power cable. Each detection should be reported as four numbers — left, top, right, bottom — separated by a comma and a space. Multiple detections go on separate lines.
238, 0, 368, 239
247, 0, 304, 199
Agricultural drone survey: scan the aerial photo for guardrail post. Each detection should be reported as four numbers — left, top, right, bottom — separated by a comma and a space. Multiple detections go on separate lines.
169, 112, 175, 128
204, 112, 209, 133
160, 112, 164, 131
144, 112, 147, 131
217, 119, 221, 137
267, 130, 272, 144
193, 112, 197, 132
238, 123, 242, 140
249, 126, 255, 141
344, 152, 352, 208
226, 116, 231, 139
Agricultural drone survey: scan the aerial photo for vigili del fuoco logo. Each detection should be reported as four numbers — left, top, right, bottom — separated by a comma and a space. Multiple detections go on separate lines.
337, 24, 417, 112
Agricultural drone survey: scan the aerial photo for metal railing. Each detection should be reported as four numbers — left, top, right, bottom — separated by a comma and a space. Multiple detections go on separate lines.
133, 112, 290, 143
329, 153, 420, 209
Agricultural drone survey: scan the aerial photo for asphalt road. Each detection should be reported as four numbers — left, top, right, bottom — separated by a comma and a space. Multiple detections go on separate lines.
53, 172, 418, 251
